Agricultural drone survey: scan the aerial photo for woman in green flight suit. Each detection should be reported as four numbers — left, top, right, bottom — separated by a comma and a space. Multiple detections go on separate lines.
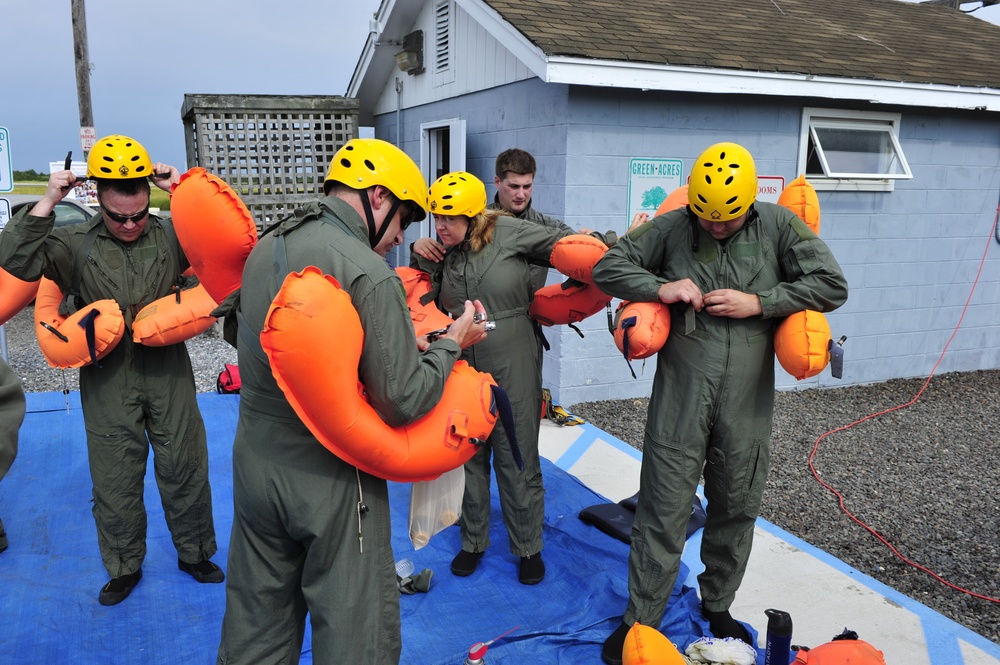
411, 171, 588, 585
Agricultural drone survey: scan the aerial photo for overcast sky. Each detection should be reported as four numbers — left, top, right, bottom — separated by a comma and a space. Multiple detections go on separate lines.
3, 0, 998, 174
2, 0, 382, 172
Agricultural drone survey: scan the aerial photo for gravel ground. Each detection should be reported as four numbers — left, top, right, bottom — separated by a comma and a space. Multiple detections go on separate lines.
2, 305, 236, 394
5, 304, 999, 643
570, 373, 1000, 645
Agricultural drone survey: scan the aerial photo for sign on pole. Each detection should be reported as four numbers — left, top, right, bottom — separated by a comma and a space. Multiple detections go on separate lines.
0, 127, 12, 193
80, 126, 96, 152
0, 198, 11, 229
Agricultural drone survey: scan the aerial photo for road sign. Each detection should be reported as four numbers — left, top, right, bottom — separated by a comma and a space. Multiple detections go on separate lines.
0, 127, 12, 193
80, 126, 96, 152
0, 197, 10, 229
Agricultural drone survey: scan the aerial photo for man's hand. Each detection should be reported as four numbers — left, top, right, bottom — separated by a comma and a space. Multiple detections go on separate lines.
702, 289, 761, 319
151, 163, 181, 192
443, 299, 488, 349
412, 237, 446, 263
31, 171, 77, 218
657, 278, 704, 311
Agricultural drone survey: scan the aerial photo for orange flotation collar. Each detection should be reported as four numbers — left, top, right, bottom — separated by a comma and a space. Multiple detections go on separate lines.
612, 177, 840, 380
613, 300, 671, 378
0, 267, 39, 326
170, 167, 258, 304
529, 234, 613, 328
34, 278, 125, 369
622, 623, 687, 665
655, 184, 689, 216
395, 266, 454, 337
774, 175, 833, 380
261, 266, 499, 482
530, 279, 612, 328
131, 282, 218, 346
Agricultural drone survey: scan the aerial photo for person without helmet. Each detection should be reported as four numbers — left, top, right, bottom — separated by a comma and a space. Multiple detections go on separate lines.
217, 139, 489, 665
592, 142, 848, 664
0, 134, 224, 605
411, 170, 593, 585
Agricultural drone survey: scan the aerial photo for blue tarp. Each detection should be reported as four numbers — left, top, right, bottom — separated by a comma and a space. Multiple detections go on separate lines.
0, 392, 759, 664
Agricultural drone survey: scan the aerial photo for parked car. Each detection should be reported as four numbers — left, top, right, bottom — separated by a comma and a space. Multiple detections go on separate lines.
3, 194, 96, 227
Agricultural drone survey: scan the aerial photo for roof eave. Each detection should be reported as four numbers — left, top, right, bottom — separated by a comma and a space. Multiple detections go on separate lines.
544, 57, 1000, 113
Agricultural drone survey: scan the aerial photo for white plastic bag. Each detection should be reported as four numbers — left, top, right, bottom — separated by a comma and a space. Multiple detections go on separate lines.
685, 636, 757, 665
408, 466, 465, 550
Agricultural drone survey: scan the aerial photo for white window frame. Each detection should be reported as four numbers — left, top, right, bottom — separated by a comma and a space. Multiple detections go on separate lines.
798, 108, 912, 192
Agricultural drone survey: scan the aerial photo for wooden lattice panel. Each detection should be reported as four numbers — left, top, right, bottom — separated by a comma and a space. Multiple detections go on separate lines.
182, 95, 359, 230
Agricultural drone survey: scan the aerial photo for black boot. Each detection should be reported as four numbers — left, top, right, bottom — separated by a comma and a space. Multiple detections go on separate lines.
601, 620, 631, 665
703, 608, 752, 644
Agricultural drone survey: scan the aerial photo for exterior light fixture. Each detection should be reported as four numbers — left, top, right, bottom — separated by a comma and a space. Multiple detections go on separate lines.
394, 30, 424, 75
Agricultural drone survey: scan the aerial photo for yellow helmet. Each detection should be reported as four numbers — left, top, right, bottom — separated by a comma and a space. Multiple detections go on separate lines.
429, 171, 487, 218
688, 142, 757, 222
87, 135, 154, 179
325, 138, 427, 222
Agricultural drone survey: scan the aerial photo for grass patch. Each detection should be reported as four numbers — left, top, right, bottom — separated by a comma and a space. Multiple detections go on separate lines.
10, 184, 171, 211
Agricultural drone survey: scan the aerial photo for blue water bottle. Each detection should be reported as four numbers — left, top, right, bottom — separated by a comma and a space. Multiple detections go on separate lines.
764, 608, 793, 665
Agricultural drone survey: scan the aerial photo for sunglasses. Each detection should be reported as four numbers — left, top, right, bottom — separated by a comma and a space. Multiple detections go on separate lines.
398, 203, 418, 231
102, 204, 149, 224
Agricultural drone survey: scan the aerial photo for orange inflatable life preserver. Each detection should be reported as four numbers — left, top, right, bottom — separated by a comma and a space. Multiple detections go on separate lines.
774, 175, 832, 380
530, 279, 612, 327
170, 167, 258, 304
622, 623, 686, 665
793, 637, 886, 665
777, 174, 820, 235
34, 278, 125, 369
549, 234, 609, 285
395, 266, 454, 337
654, 183, 689, 216
261, 266, 498, 483
0, 268, 39, 326
528, 234, 613, 326
775, 310, 832, 380
613, 177, 837, 379
132, 282, 218, 346
613, 300, 671, 361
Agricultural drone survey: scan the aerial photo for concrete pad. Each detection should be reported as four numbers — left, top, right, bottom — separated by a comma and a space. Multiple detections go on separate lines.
539, 419, 1000, 664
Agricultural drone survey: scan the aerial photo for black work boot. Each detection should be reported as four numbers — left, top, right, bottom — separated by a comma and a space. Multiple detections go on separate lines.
178, 558, 225, 583
518, 553, 545, 585
450, 549, 484, 576
98, 569, 143, 606
703, 607, 752, 644
601, 620, 631, 665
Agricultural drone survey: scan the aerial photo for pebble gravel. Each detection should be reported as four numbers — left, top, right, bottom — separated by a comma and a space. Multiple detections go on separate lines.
570, 372, 1000, 645
6, 303, 998, 644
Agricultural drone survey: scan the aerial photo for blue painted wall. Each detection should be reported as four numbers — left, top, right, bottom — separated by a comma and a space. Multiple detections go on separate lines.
375, 79, 1000, 406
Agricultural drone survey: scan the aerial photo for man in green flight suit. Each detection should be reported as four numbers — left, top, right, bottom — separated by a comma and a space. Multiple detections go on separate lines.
0, 135, 223, 605
217, 138, 489, 665
593, 142, 849, 664
0, 358, 26, 554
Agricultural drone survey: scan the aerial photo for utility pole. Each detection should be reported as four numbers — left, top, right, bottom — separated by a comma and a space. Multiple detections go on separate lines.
71, 0, 94, 160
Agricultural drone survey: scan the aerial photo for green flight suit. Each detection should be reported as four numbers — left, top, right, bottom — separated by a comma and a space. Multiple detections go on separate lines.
412, 216, 573, 557
489, 196, 574, 293
218, 197, 462, 665
592, 202, 848, 624
0, 358, 26, 552
0, 206, 217, 578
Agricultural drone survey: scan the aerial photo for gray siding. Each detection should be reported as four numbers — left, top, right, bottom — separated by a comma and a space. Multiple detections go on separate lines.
375, 80, 1000, 407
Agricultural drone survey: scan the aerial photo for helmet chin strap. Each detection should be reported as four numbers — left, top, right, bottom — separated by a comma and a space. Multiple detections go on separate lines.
359, 189, 402, 249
